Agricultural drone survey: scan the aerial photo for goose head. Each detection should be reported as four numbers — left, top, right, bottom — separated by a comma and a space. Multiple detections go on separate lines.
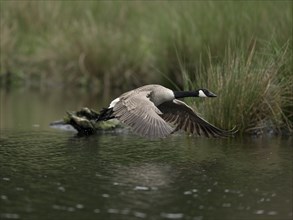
197, 89, 217, 98
173, 88, 217, 99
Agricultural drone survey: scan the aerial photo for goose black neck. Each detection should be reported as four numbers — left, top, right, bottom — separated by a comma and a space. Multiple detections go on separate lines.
173, 91, 198, 99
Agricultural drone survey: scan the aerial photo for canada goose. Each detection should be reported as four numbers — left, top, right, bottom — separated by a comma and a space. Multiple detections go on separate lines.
97, 84, 236, 139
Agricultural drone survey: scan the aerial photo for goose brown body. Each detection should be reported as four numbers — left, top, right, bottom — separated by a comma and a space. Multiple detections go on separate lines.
100, 84, 235, 139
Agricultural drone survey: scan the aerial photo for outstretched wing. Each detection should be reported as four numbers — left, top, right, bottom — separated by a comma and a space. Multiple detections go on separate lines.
158, 99, 236, 138
112, 91, 174, 139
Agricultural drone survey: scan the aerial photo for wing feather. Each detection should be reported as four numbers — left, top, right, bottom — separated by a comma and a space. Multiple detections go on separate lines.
112, 91, 174, 139
158, 99, 236, 138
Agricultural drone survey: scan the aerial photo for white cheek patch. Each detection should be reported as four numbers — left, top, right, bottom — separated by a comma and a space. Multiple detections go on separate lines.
198, 90, 207, 97
109, 98, 120, 108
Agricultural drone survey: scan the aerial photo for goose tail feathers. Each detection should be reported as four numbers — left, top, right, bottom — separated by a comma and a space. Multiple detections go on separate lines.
97, 108, 115, 121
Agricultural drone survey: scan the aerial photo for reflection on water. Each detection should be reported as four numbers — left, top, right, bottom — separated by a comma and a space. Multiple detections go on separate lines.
0, 89, 292, 220
0, 88, 110, 130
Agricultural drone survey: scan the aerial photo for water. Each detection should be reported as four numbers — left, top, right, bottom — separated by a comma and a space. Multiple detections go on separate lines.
0, 89, 292, 220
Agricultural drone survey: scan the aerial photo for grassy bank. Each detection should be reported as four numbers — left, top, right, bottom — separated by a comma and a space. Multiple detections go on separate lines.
0, 1, 292, 133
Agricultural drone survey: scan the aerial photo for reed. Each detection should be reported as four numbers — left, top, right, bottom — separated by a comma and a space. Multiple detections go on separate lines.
183, 41, 292, 133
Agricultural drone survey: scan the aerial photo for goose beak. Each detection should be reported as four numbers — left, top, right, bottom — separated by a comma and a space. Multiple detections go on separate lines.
208, 91, 217, 97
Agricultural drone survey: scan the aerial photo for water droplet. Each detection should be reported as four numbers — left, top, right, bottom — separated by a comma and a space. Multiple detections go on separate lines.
76, 204, 84, 209
3, 177, 10, 181
102, 194, 109, 198
255, 210, 264, 215
267, 211, 277, 215
1, 195, 7, 200
222, 203, 231, 208
134, 186, 149, 191
161, 212, 184, 219
184, 191, 192, 195
15, 187, 24, 191
0, 213, 20, 219
133, 211, 147, 218
58, 186, 65, 192
107, 208, 119, 214
93, 209, 100, 213
52, 205, 60, 210
52, 204, 70, 211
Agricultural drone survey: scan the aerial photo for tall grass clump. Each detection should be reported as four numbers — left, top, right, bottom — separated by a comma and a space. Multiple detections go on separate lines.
182, 41, 292, 134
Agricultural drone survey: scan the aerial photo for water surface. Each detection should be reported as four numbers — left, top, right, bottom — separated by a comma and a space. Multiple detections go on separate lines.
0, 89, 292, 220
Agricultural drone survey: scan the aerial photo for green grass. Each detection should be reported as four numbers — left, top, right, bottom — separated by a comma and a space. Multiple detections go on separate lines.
182, 40, 292, 133
0, 1, 292, 133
